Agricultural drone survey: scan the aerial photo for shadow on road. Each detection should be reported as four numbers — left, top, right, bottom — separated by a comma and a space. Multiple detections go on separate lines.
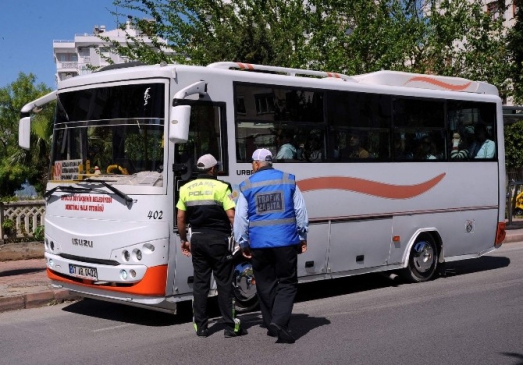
59, 255, 511, 326
501, 352, 523, 365
62, 298, 193, 327
0, 267, 46, 277
440, 256, 510, 278
231, 311, 330, 340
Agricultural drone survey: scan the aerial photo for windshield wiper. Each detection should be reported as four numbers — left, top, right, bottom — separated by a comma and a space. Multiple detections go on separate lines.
44, 185, 92, 199
84, 179, 133, 207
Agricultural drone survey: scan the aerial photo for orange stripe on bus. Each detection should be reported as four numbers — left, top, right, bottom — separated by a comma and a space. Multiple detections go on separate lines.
47, 265, 168, 296
237, 62, 254, 70
405, 76, 472, 91
297, 173, 445, 199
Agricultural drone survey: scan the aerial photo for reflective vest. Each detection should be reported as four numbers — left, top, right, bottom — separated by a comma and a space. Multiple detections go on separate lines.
176, 174, 234, 234
239, 168, 300, 249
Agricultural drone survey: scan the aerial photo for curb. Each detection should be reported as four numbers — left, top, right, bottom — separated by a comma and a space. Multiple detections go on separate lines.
503, 233, 523, 243
0, 289, 81, 313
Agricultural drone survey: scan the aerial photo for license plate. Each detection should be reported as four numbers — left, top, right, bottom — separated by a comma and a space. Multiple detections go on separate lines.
69, 264, 98, 280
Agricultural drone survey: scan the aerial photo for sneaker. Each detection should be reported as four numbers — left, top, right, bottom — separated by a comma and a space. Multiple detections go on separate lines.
196, 328, 209, 338
269, 323, 295, 344
224, 327, 248, 338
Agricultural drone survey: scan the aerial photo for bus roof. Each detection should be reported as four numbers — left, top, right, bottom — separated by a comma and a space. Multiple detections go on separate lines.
57, 61, 499, 97
208, 62, 498, 96
352, 70, 498, 96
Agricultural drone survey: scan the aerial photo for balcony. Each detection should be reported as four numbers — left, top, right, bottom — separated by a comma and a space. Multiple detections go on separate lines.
52, 40, 75, 50
57, 62, 78, 71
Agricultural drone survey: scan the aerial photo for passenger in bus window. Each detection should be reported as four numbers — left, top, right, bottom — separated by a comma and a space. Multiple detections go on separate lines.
414, 137, 437, 160
234, 148, 309, 344
394, 133, 411, 160
469, 123, 495, 159
176, 154, 248, 338
450, 132, 469, 159
347, 132, 369, 159
305, 136, 322, 162
296, 141, 306, 161
276, 131, 297, 160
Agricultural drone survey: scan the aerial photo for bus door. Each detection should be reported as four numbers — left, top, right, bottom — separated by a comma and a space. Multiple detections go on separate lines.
171, 101, 228, 296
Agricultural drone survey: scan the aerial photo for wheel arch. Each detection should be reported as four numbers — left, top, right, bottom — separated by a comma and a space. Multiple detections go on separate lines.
402, 228, 444, 269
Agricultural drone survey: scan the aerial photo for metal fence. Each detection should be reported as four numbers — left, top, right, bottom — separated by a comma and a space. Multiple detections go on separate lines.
507, 167, 523, 184
0, 201, 45, 243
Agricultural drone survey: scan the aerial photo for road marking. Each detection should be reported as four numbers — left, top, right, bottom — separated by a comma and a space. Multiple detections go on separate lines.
93, 324, 134, 333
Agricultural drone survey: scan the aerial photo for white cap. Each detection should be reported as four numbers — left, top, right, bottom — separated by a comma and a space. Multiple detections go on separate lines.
197, 154, 218, 170
252, 148, 273, 162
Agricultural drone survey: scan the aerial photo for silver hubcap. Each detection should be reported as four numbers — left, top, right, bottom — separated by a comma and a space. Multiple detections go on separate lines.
233, 263, 257, 302
412, 241, 434, 274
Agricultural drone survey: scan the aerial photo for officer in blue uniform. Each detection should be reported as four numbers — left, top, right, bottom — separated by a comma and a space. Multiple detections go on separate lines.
234, 148, 309, 344
177, 154, 247, 338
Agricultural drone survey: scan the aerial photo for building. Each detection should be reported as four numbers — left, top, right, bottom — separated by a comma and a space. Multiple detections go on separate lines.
53, 16, 169, 84
485, 0, 518, 28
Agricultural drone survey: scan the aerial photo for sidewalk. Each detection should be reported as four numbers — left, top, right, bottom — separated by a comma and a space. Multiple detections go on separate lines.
0, 243, 81, 313
2, 222, 523, 314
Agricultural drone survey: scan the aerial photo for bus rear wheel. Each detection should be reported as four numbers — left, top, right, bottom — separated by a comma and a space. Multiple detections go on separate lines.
232, 261, 259, 312
401, 234, 438, 283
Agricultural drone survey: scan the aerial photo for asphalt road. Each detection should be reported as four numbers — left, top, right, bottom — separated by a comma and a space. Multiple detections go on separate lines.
1, 242, 522, 365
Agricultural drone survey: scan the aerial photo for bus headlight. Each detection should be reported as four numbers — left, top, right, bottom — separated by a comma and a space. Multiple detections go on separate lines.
122, 250, 130, 262
134, 249, 142, 261
120, 270, 128, 280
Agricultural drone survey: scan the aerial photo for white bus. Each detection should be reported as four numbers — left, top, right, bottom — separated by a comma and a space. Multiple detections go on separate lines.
19, 62, 506, 313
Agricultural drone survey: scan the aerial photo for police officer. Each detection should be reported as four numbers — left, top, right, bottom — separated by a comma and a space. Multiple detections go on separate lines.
176, 154, 247, 338
234, 148, 309, 344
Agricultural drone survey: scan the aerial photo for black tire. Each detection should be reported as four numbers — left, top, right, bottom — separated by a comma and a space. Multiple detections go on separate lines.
401, 233, 439, 283
231, 256, 259, 312
514, 208, 523, 216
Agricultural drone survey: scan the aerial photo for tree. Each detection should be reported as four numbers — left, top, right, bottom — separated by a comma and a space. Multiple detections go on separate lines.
0, 73, 53, 197
507, 0, 523, 104
505, 121, 523, 169
109, 0, 508, 91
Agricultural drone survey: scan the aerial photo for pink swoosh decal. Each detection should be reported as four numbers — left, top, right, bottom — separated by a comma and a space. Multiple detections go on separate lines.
297, 173, 446, 199
405, 76, 472, 91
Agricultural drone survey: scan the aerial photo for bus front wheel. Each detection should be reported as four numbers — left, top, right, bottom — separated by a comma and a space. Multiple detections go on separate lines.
401, 234, 438, 283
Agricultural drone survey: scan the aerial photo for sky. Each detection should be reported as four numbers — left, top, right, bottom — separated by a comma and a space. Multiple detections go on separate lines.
0, 0, 139, 89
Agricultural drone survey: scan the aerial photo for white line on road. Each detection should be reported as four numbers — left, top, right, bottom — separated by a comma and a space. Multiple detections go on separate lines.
93, 323, 134, 333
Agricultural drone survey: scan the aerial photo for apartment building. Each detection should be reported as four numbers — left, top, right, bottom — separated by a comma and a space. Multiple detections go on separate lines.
485, 0, 518, 27
53, 16, 168, 84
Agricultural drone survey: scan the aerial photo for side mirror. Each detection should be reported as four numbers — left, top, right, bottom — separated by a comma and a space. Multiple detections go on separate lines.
19, 117, 31, 150
169, 105, 191, 143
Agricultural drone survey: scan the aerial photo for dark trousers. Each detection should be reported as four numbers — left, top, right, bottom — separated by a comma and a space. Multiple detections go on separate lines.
251, 245, 299, 329
191, 232, 235, 331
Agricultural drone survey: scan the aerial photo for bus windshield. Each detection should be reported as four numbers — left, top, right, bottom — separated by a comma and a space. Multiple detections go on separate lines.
51, 83, 166, 186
